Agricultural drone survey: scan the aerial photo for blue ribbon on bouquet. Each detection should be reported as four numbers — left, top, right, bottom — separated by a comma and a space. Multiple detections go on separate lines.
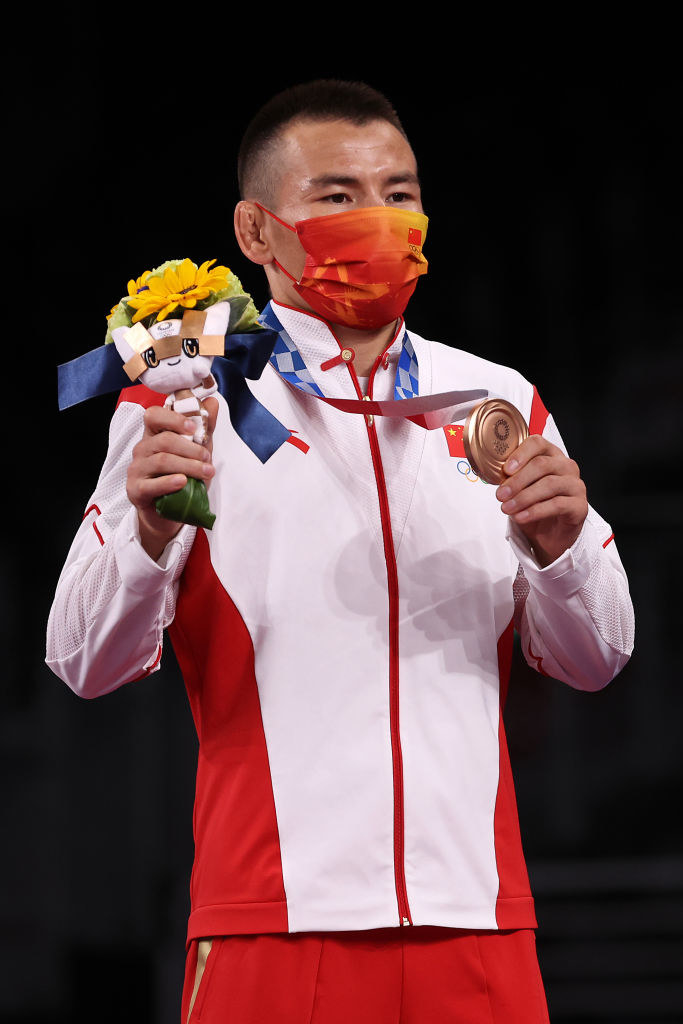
57, 327, 291, 464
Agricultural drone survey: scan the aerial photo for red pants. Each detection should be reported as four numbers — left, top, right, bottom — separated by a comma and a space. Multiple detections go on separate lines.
181, 927, 550, 1023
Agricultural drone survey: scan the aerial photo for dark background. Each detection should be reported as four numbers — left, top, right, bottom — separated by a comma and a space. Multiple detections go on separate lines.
3, 18, 682, 1023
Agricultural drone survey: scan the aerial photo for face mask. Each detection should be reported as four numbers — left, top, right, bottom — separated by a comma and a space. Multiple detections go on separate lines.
256, 203, 429, 330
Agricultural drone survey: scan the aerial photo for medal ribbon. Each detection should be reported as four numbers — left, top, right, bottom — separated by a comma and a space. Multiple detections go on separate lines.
259, 302, 487, 431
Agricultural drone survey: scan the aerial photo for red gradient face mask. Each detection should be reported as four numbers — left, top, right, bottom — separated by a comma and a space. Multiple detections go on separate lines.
256, 204, 429, 330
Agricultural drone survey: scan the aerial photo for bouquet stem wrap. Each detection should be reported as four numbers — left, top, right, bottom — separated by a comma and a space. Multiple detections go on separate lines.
156, 476, 216, 530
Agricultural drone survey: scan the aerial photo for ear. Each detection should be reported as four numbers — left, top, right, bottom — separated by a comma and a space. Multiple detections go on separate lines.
234, 201, 274, 266
203, 301, 231, 336
112, 326, 135, 362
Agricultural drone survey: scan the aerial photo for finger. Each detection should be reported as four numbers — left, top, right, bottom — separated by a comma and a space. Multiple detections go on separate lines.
143, 404, 198, 439
496, 455, 579, 502
136, 430, 212, 463
197, 397, 219, 458
508, 493, 587, 527
499, 475, 585, 516
502, 434, 562, 475
128, 456, 216, 505
203, 397, 219, 438
141, 450, 215, 483
130, 473, 191, 507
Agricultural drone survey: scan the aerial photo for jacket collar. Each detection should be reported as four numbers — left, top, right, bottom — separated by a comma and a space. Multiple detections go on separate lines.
260, 301, 418, 401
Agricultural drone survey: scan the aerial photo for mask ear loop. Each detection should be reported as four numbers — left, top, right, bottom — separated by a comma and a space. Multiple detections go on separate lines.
253, 202, 300, 283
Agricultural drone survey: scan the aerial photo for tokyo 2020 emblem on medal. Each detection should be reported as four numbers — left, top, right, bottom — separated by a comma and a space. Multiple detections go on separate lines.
463, 399, 529, 485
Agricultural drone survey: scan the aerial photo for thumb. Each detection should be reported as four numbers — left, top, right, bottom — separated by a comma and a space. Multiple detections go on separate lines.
203, 396, 219, 438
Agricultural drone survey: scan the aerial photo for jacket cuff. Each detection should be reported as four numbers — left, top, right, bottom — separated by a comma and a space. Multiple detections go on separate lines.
112, 506, 190, 595
506, 515, 597, 600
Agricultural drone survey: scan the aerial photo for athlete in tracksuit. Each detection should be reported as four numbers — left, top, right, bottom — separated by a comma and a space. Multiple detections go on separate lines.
47, 82, 634, 1023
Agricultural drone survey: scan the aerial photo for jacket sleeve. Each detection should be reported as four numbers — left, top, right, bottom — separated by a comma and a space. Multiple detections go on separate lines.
45, 400, 196, 699
507, 412, 635, 692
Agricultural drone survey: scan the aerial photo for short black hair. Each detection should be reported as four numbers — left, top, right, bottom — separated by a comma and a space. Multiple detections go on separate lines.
238, 79, 407, 203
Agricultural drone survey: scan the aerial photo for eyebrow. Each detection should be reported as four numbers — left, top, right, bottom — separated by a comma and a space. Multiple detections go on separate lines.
306, 171, 421, 189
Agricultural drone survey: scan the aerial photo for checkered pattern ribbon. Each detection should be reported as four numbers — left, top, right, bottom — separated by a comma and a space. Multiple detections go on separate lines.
394, 334, 419, 400
268, 319, 325, 397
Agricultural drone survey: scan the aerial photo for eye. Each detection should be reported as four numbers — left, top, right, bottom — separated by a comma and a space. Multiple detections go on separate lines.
387, 192, 411, 204
182, 337, 199, 357
322, 193, 351, 204
142, 347, 159, 368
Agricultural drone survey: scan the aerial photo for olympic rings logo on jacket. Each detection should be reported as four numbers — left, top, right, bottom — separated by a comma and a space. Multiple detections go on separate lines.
456, 459, 492, 484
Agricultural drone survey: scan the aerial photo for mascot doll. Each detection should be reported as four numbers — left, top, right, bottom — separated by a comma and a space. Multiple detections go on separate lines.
105, 258, 261, 530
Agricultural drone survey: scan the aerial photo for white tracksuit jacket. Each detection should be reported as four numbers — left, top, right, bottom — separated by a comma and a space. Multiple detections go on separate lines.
46, 301, 634, 944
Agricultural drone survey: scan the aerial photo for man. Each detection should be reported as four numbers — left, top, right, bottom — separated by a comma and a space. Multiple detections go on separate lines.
47, 81, 634, 1023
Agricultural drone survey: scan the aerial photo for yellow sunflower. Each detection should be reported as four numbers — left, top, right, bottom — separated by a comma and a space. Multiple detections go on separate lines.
127, 270, 152, 297
106, 270, 152, 320
128, 258, 230, 323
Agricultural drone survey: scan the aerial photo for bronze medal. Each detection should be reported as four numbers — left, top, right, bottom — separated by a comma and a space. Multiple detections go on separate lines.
463, 399, 529, 484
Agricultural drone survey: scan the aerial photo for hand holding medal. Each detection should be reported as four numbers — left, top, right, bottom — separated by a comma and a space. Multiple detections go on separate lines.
463, 400, 529, 485
465, 399, 589, 567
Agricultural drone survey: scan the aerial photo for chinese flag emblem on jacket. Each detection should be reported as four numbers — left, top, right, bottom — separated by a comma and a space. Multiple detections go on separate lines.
444, 423, 466, 457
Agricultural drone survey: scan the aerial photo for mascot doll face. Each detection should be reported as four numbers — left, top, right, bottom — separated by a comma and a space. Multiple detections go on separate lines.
112, 301, 230, 393
135, 318, 214, 393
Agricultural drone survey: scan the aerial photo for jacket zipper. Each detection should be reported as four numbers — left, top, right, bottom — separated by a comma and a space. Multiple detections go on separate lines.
351, 353, 412, 927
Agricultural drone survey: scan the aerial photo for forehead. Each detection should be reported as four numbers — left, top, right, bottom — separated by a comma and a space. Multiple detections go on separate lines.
272, 117, 417, 203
